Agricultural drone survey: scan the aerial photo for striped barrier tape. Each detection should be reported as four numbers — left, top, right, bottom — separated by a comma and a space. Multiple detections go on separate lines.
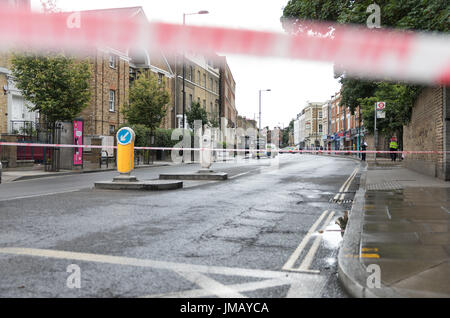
0, 6, 449, 84
0, 142, 447, 154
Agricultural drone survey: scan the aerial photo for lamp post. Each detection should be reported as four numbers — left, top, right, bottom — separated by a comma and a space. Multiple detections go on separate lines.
182, 10, 209, 131
180, 10, 209, 163
257, 89, 271, 159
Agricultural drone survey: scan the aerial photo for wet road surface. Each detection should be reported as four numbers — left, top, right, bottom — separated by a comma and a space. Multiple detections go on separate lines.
0, 154, 360, 297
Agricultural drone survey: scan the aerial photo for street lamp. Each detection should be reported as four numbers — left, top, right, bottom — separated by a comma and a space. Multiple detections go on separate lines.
257, 89, 271, 159
182, 10, 209, 131
181, 10, 209, 163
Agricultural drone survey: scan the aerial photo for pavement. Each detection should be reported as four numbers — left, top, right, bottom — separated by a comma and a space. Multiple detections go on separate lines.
338, 160, 450, 298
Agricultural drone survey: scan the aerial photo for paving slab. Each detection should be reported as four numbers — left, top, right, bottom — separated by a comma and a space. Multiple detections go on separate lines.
338, 162, 450, 298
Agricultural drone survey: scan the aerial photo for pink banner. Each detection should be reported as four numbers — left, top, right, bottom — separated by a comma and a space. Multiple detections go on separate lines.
73, 120, 83, 165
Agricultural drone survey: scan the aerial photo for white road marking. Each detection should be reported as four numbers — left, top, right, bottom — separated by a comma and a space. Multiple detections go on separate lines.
0, 247, 323, 298
333, 167, 358, 201
285, 275, 327, 298
174, 271, 246, 298
229, 168, 260, 179
282, 210, 329, 271
141, 278, 293, 298
298, 211, 335, 271
0, 247, 311, 280
0, 189, 83, 202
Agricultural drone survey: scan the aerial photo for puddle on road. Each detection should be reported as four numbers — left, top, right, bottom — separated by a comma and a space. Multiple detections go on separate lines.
321, 221, 344, 250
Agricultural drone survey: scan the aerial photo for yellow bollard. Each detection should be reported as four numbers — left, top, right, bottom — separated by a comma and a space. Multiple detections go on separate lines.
116, 127, 135, 174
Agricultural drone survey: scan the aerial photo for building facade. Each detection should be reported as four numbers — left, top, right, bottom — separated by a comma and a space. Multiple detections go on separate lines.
170, 53, 220, 129
218, 56, 237, 128
329, 92, 363, 152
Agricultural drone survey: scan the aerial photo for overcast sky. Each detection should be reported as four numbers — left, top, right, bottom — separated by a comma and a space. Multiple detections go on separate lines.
31, 0, 341, 129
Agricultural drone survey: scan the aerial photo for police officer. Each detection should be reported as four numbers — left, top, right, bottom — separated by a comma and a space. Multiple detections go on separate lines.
361, 140, 367, 161
389, 137, 398, 162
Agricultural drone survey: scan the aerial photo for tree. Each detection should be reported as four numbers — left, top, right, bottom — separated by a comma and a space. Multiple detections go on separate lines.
123, 74, 170, 133
281, 0, 447, 136
11, 53, 92, 124
186, 101, 209, 128
281, 119, 295, 147
11, 52, 91, 171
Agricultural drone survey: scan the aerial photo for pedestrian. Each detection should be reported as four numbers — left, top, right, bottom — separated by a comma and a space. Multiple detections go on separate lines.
361, 141, 367, 161
389, 137, 398, 162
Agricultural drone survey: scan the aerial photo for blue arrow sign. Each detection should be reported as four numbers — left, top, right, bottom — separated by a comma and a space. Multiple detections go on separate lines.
117, 128, 133, 145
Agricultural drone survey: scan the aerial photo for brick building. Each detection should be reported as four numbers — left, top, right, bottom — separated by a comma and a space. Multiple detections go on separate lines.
218, 56, 237, 128
403, 86, 450, 180
329, 92, 363, 151
170, 52, 220, 129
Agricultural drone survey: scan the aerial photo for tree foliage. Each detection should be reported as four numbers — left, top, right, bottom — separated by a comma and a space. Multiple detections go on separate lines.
186, 101, 209, 128
123, 74, 170, 133
282, 0, 449, 33
282, 0, 448, 136
358, 83, 421, 136
11, 53, 92, 124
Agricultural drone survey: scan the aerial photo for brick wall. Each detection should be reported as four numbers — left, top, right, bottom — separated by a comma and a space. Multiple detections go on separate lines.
403, 86, 446, 179
81, 51, 129, 137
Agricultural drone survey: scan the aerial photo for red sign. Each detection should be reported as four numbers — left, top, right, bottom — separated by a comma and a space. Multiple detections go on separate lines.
377, 102, 386, 110
73, 120, 83, 165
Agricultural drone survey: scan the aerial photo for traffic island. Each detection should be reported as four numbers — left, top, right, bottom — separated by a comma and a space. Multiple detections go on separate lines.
95, 179, 183, 191
159, 169, 228, 181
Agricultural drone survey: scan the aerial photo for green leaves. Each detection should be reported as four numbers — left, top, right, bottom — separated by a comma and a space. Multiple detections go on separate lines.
186, 101, 209, 128
11, 53, 92, 124
123, 74, 170, 132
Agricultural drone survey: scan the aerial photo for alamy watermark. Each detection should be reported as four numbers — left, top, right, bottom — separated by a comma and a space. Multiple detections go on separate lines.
366, 3, 381, 29
366, 264, 381, 289
66, 264, 81, 289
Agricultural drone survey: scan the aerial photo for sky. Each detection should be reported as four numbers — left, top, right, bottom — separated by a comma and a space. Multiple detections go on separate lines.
31, 0, 341, 129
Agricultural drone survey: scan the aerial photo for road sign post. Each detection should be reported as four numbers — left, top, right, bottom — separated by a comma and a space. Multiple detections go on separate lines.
374, 102, 386, 162
116, 127, 136, 176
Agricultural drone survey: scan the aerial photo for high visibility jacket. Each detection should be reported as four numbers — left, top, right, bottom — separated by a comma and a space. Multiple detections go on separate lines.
390, 141, 398, 149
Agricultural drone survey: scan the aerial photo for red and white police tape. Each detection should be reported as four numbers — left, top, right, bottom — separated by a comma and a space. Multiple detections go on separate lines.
0, 142, 447, 155
0, 6, 449, 84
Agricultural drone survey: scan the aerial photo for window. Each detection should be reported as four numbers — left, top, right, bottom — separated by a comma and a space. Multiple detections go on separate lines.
109, 90, 115, 112
210, 78, 213, 90
109, 125, 115, 135
189, 66, 193, 81
203, 74, 206, 87
203, 99, 206, 109
109, 55, 116, 68
215, 80, 219, 93
318, 111, 322, 118
319, 124, 323, 133
189, 94, 193, 107
210, 102, 213, 114
158, 73, 163, 85
197, 97, 200, 104
197, 71, 201, 84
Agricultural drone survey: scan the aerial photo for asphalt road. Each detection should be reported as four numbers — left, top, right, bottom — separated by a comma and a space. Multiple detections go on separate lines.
0, 154, 360, 298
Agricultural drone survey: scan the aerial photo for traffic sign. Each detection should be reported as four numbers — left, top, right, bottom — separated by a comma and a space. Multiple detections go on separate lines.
376, 102, 386, 110
117, 127, 133, 146
116, 127, 135, 174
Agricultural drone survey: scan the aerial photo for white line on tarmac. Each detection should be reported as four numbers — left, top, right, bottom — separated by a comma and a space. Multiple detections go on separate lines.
0, 189, 83, 202
0, 247, 314, 280
298, 211, 335, 271
229, 168, 261, 179
282, 210, 329, 271
174, 271, 246, 298
333, 167, 358, 201
141, 278, 293, 298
